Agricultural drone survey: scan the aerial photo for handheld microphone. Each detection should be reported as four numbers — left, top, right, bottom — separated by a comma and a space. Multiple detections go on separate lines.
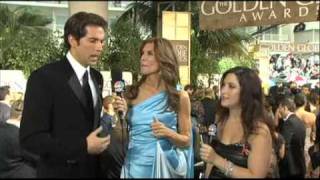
113, 79, 128, 176
198, 123, 217, 178
208, 123, 217, 144
114, 80, 125, 125
197, 123, 206, 179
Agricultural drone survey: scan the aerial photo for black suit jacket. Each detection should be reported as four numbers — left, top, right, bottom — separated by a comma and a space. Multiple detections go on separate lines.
200, 97, 217, 127
20, 58, 103, 178
279, 113, 306, 178
0, 122, 37, 178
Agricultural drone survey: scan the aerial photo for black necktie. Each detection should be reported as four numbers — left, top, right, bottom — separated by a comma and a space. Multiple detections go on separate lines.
82, 70, 94, 118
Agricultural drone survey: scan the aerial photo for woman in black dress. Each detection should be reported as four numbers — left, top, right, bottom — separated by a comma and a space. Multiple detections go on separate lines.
200, 66, 273, 178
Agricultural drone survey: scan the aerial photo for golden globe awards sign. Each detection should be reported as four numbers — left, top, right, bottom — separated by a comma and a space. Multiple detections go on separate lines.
200, 1, 320, 30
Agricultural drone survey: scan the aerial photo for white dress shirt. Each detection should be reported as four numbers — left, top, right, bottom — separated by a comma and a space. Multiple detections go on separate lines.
283, 112, 294, 122
66, 51, 97, 106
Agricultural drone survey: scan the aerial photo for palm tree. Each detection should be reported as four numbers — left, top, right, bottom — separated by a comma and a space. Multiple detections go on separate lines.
118, 1, 194, 37
118, 1, 254, 85
0, 5, 52, 65
118, 1, 252, 54
117, 1, 157, 37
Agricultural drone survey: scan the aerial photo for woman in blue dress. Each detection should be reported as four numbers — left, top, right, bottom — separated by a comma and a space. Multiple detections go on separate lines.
121, 37, 194, 178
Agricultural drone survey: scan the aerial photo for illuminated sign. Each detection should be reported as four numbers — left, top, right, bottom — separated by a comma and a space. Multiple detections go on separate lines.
200, 1, 319, 30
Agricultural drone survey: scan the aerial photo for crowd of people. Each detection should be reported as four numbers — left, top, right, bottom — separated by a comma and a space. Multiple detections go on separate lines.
269, 53, 319, 87
0, 11, 319, 179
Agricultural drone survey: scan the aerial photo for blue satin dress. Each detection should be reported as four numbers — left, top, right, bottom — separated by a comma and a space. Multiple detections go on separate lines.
121, 91, 194, 178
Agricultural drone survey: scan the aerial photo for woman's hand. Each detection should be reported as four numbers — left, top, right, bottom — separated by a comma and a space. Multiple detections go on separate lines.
151, 117, 174, 138
113, 96, 128, 118
200, 143, 218, 165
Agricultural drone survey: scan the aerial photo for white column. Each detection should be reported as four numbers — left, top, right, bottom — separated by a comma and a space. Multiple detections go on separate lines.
68, 1, 108, 21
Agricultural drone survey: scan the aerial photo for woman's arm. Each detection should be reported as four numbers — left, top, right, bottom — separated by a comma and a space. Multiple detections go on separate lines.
279, 141, 285, 160
151, 91, 192, 148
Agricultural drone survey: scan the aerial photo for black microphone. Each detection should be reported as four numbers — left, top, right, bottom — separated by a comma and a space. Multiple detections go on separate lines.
113, 80, 128, 176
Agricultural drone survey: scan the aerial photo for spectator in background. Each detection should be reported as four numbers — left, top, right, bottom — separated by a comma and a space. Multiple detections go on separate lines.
264, 96, 285, 178
0, 86, 11, 123
189, 87, 205, 178
100, 95, 128, 178
294, 93, 316, 177
302, 84, 311, 97
289, 81, 300, 95
201, 87, 217, 131
277, 97, 306, 178
0, 100, 38, 178
191, 88, 205, 125
212, 85, 219, 100
307, 90, 319, 114
184, 84, 194, 99
309, 92, 320, 177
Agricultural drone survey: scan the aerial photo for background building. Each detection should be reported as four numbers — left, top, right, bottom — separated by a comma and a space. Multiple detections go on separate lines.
0, 1, 131, 33
245, 22, 319, 89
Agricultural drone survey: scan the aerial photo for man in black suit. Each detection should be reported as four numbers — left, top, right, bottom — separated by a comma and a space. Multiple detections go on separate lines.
277, 97, 306, 178
0, 86, 11, 123
20, 12, 127, 178
201, 87, 217, 127
0, 100, 38, 178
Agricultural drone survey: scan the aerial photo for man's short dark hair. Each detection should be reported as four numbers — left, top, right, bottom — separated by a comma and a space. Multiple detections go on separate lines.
184, 84, 193, 91
10, 99, 24, 119
279, 97, 296, 112
0, 86, 10, 100
64, 11, 108, 49
294, 93, 306, 108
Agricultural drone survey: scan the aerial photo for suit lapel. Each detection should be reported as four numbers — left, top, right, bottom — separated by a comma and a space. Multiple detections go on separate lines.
63, 58, 87, 109
68, 74, 87, 108
90, 69, 102, 129
64, 58, 102, 128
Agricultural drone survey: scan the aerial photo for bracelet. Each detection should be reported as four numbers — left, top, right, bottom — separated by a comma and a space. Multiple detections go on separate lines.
224, 159, 234, 177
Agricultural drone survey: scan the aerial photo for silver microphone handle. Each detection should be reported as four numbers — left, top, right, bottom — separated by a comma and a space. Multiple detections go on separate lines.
194, 161, 204, 167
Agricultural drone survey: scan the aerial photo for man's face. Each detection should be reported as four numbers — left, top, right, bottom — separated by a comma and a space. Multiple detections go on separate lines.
302, 87, 310, 95
277, 105, 287, 118
186, 89, 193, 97
69, 25, 105, 67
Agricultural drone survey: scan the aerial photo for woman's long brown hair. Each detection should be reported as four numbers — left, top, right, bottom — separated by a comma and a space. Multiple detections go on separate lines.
125, 37, 180, 113
216, 66, 274, 141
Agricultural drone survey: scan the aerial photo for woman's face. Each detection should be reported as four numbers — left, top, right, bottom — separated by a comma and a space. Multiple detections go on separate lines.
140, 42, 160, 76
220, 73, 241, 109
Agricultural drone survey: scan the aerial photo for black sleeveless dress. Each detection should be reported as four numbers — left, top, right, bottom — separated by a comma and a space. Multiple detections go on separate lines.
209, 138, 251, 178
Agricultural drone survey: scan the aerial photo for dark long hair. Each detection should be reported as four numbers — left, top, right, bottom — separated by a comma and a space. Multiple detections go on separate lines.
216, 66, 272, 140
125, 37, 180, 112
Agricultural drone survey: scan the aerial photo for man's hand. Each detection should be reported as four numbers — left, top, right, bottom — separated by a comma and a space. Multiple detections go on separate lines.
86, 126, 110, 154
